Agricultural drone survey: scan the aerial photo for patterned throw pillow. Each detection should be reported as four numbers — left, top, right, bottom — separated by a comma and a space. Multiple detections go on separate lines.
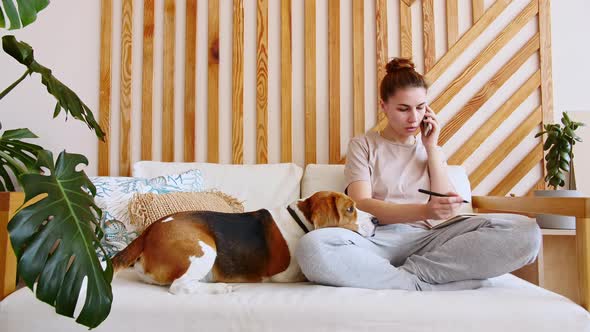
128, 191, 244, 232
90, 170, 204, 259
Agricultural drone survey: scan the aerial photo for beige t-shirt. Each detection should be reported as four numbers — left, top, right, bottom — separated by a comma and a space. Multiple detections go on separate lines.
344, 131, 447, 227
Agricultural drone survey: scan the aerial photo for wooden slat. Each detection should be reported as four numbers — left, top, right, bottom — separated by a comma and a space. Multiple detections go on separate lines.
526, 177, 545, 196
162, 0, 176, 162
431, 1, 538, 115
422, 0, 435, 72
352, 0, 364, 137
184, 0, 197, 162
488, 143, 543, 196
469, 107, 542, 188
446, 0, 458, 47
98, 0, 112, 176
280, 0, 292, 163
472, 0, 484, 23
208, 0, 220, 163
233, 0, 244, 164
539, 0, 554, 191
375, 0, 387, 124
119, 0, 133, 176
304, 0, 316, 164
401, 0, 415, 5
399, 1, 412, 60
439, 33, 540, 146
425, 0, 510, 82
328, 0, 340, 164
141, 0, 154, 161
0, 193, 23, 300
256, 0, 269, 164
364, 0, 513, 133
449, 70, 541, 165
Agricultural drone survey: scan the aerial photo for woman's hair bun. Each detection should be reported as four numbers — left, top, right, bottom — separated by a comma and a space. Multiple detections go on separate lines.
385, 58, 415, 74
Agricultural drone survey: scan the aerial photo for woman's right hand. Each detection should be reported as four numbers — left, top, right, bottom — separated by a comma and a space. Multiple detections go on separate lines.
424, 193, 464, 220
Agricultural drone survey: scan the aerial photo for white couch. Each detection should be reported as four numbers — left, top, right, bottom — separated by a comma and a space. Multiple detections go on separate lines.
133, 161, 474, 213
1, 161, 589, 332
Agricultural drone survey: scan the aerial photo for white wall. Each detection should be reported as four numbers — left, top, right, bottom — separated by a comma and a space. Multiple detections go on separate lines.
551, 0, 590, 194
551, 0, 590, 115
1, 0, 100, 174
0, 0, 588, 193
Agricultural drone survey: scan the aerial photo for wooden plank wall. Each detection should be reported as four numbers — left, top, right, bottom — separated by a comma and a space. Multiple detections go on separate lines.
98, 0, 553, 196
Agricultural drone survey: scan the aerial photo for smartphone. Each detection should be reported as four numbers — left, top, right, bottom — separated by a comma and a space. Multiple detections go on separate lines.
421, 117, 432, 137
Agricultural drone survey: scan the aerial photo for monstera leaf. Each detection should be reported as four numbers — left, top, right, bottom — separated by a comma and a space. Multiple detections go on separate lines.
1, 36, 105, 140
0, 126, 42, 191
8, 150, 113, 328
0, 0, 49, 29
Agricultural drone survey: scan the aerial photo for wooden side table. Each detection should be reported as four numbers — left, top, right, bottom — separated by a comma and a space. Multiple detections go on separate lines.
513, 228, 579, 304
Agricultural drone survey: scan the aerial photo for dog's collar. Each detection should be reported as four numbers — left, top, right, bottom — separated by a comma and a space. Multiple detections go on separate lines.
287, 205, 311, 234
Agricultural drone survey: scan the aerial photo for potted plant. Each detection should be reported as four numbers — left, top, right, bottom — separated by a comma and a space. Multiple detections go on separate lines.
534, 112, 586, 229
1, 1, 112, 328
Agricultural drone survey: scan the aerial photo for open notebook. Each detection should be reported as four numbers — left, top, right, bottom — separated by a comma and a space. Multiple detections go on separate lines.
427, 213, 485, 229
357, 209, 484, 230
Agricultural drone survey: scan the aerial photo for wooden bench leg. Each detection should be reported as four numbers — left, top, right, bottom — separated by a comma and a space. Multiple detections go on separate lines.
577, 217, 590, 311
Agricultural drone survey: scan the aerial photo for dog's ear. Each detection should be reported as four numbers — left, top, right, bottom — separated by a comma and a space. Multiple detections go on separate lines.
296, 197, 314, 224
330, 195, 343, 226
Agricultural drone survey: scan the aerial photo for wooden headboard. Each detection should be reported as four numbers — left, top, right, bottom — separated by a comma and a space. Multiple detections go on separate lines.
97, 0, 553, 196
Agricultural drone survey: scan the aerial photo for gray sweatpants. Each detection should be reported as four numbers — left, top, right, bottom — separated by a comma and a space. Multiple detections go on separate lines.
295, 213, 542, 291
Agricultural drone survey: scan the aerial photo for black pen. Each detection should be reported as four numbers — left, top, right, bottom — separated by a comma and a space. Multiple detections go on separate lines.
418, 189, 470, 203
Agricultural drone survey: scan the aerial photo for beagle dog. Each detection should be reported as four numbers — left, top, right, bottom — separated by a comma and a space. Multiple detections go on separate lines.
112, 191, 376, 294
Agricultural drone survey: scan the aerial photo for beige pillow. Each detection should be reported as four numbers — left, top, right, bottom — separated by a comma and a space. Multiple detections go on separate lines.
129, 191, 244, 231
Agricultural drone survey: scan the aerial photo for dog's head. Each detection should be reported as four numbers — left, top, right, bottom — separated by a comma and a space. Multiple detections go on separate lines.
293, 191, 376, 237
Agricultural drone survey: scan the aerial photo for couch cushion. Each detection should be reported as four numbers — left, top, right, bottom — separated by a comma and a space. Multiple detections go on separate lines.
133, 162, 303, 211
90, 169, 205, 259
302, 164, 473, 213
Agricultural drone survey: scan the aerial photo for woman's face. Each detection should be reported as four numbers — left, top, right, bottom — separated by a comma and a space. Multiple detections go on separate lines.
381, 87, 427, 137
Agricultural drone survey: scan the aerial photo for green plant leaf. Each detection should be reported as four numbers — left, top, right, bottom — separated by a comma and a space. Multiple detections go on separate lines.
0, 0, 49, 29
562, 112, 571, 125
1, 0, 21, 29
8, 150, 112, 328
560, 151, 571, 163
0, 127, 42, 191
0, 5, 6, 28
549, 177, 560, 188
1, 36, 105, 140
534, 131, 547, 138
543, 136, 554, 150
559, 138, 571, 151
560, 160, 570, 172
32, 0, 50, 11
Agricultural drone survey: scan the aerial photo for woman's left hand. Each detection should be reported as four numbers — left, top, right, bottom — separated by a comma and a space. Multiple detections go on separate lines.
421, 105, 440, 149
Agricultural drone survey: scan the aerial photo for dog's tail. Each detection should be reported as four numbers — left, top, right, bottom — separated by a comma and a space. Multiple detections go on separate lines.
111, 228, 147, 274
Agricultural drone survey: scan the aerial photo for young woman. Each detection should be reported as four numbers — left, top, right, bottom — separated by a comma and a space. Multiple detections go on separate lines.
295, 58, 541, 291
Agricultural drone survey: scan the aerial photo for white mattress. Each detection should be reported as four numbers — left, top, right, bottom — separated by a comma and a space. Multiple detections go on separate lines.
1, 270, 589, 332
